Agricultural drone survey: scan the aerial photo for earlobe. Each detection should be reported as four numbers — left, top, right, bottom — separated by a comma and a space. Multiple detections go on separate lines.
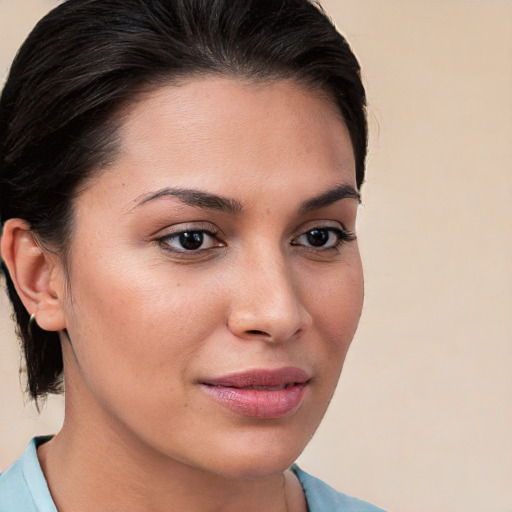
1, 218, 67, 332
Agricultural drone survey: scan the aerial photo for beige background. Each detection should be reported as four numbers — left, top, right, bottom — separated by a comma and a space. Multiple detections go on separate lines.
1, 1, 511, 511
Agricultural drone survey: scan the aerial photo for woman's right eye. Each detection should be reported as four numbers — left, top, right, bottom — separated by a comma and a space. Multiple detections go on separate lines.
158, 229, 224, 253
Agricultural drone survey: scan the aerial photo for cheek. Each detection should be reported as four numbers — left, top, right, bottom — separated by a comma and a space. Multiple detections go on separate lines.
308, 256, 363, 328
303, 256, 364, 371
63, 257, 227, 396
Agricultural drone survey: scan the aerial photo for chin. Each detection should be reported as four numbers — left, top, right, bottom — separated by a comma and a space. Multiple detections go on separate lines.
193, 424, 313, 480
207, 453, 299, 481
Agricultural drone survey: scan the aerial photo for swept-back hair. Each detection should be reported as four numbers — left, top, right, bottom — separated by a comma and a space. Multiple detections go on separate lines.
0, 0, 367, 400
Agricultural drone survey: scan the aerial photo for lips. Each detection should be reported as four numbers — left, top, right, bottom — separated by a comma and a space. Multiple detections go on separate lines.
200, 367, 310, 419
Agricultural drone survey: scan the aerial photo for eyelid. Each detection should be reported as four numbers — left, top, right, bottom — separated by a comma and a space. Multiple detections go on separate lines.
292, 219, 354, 237
290, 222, 356, 251
152, 220, 226, 255
152, 221, 222, 238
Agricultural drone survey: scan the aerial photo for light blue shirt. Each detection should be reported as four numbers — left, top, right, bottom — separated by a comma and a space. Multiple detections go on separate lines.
0, 437, 385, 511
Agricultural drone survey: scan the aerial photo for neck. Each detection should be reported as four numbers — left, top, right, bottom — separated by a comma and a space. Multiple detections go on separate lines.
37, 348, 307, 512
37, 409, 303, 512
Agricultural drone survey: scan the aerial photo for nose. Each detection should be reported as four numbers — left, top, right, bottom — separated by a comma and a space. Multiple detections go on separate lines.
227, 250, 311, 343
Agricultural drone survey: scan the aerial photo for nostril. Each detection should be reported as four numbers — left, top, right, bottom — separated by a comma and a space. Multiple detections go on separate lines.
246, 329, 270, 337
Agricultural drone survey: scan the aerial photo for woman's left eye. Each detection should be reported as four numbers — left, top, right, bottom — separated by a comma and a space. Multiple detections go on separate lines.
292, 227, 354, 250
158, 230, 223, 252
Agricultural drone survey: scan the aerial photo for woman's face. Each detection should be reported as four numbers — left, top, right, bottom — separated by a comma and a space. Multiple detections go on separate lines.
58, 77, 363, 478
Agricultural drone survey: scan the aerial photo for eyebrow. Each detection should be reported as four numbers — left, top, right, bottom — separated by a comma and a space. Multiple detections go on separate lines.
134, 187, 243, 214
132, 183, 359, 215
298, 183, 361, 214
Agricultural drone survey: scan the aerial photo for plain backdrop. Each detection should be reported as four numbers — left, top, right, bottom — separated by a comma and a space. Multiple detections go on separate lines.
1, 1, 511, 511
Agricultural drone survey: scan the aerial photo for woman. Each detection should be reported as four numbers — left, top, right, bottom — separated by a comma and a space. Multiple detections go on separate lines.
0, 0, 383, 510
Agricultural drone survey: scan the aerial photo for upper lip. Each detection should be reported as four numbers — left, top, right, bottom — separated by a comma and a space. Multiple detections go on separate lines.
201, 366, 310, 388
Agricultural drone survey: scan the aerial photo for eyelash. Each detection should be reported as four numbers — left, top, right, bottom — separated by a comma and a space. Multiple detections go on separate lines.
156, 225, 355, 255
157, 226, 224, 254
291, 226, 355, 252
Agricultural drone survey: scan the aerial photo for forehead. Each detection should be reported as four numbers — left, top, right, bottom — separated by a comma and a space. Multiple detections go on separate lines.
82, 77, 356, 210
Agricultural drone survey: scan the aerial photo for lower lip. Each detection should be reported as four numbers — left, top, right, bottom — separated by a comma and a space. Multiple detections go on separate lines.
201, 383, 307, 419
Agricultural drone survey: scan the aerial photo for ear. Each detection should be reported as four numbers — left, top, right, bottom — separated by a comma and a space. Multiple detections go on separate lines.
1, 218, 67, 332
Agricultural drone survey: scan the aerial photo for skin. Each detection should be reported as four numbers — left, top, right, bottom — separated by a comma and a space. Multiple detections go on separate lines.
3, 77, 363, 512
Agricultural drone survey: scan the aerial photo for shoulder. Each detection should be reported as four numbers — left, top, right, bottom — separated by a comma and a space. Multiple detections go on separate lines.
0, 437, 56, 512
292, 465, 386, 512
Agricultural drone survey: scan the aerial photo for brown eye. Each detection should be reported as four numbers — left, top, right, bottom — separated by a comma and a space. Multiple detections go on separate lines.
305, 229, 330, 247
159, 229, 223, 253
292, 226, 355, 251
294, 228, 340, 249
179, 231, 204, 250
